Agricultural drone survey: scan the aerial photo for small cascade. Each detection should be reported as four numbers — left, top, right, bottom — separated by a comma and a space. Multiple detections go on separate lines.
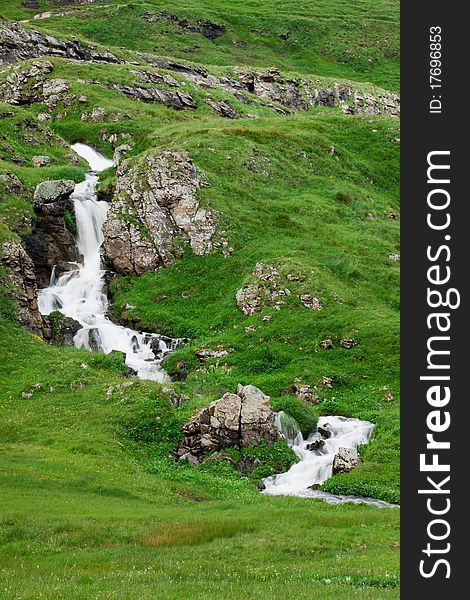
262, 414, 397, 508
38, 143, 185, 382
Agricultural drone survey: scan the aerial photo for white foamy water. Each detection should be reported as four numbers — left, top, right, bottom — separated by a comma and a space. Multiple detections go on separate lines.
262, 413, 396, 507
38, 143, 182, 382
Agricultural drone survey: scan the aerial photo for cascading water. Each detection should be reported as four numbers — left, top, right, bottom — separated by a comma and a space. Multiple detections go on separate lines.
262, 413, 397, 507
38, 143, 183, 382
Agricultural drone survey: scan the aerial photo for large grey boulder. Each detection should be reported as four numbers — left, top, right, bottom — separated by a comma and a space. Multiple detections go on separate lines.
33, 180, 75, 214
238, 384, 279, 446
103, 150, 216, 275
177, 384, 280, 462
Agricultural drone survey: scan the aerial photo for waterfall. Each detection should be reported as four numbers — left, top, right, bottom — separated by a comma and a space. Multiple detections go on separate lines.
274, 411, 303, 446
263, 414, 396, 507
38, 143, 182, 382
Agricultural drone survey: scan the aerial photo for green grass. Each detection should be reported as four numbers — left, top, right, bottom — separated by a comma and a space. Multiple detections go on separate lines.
0, 320, 399, 599
0, 1, 399, 596
2, 0, 399, 92
107, 112, 400, 503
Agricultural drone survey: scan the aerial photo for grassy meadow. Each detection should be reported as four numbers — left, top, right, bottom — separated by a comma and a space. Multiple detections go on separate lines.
1, 0, 400, 597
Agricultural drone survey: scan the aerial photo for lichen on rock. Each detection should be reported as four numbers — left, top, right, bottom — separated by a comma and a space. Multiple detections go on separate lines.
103, 149, 216, 275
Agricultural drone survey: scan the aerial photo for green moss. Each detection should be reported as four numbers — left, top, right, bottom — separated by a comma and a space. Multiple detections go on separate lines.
271, 396, 318, 437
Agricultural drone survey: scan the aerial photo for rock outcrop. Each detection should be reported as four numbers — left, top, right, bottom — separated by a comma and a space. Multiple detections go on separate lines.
109, 84, 197, 110
163, 63, 400, 118
0, 22, 399, 118
294, 384, 320, 405
236, 262, 297, 315
236, 284, 262, 315
0, 60, 53, 105
0, 241, 44, 335
103, 150, 216, 275
0, 22, 88, 65
177, 384, 280, 462
0, 59, 77, 110
205, 99, 238, 118
23, 179, 77, 288
144, 13, 226, 41
332, 447, 360, 474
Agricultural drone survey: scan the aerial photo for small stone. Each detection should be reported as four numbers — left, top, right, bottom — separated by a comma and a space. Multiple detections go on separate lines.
32, 155, 50, 167
318, 426, 332, 440
21, 391, 33, 398
179, 452, 199, 465
113, 144, 132, 166
332, 447, 360, 474
37, 112, 51, 122
81, 107, 107, 122
294, 384, 320, 405
236, 285, 261, 315
389, 252, 400, 261
306, 439, 324, 452
341, 338, 356, 349
205, 98, 238, 119
116, 381, 134, 391
319, 339, 334, 349
195, 348, 229, 363
300, 294, 322, 310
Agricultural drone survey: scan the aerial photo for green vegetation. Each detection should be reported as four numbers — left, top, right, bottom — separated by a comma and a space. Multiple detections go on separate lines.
0, 319, 399, 598
4, 0, 399, 91
109, 113, 400, 503
0, 0, 400, 597
271, 397, 318, 437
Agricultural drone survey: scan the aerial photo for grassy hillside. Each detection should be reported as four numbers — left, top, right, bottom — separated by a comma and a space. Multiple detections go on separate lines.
0, 319, 399, 598
5, 0, 399, 91
0, 0, 400, 597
